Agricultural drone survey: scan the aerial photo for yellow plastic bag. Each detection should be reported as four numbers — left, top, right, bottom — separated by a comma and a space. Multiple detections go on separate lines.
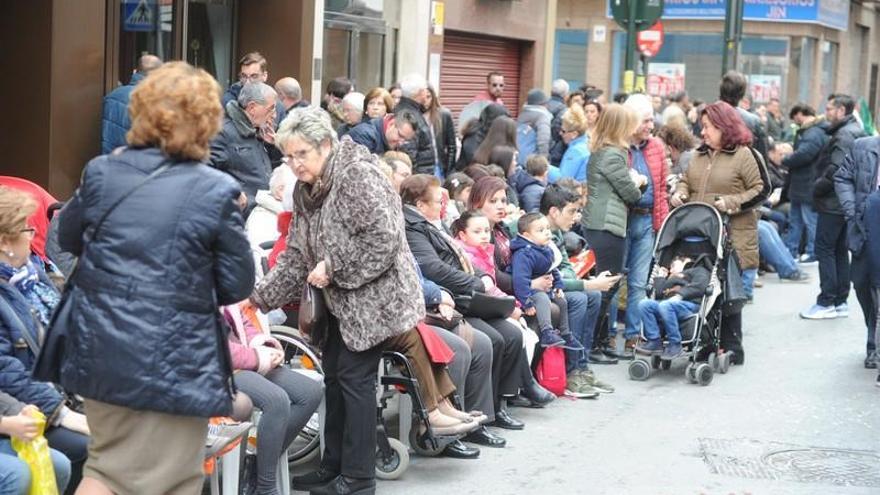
10, 410, 59, 495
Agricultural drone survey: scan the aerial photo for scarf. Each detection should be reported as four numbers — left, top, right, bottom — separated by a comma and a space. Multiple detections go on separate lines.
0, 259, 60, 327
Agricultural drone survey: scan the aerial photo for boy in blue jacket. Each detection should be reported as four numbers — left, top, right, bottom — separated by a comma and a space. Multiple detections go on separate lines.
510, 212, 583, 350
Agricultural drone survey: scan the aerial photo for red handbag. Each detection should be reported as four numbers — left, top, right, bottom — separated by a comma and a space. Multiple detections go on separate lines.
415, 323, 455, 365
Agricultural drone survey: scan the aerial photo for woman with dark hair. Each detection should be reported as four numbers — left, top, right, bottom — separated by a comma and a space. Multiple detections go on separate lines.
472, 117, 518, 167
425, 86, 457, 177
584, 99, 603, 135
457, 104, 509, 170
488, 145, 525, 209
671, 100, 769, 365
400, 175, 536, 446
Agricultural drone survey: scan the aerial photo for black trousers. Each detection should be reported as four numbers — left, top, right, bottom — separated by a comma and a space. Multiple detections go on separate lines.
815, 212, 851, 307
466, 317, 525, 410
850, 252, 877, 354
584, 229, 626, 349
320, 317, 383, 479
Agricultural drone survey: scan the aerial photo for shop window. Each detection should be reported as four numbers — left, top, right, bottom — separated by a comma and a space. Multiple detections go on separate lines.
114, 0, 177, 87
820, 41, 838, 104
739, 36, 789, 105
185, 0, 235, 88
554, 30, 588, 89
794, 37, 816, 105
323, 0, 397, 93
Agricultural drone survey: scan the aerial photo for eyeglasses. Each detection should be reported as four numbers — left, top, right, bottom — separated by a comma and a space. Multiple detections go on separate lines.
19, 228, 35, 239
283, 147, 315, 164
239, 72, 264, 83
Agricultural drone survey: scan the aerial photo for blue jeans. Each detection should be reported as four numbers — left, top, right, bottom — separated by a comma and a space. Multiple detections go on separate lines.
622, 213, 655, 339
742, 268, 757, 299
565, 289, 601, 372
758, 220, 799, 279
639, 298, 699, 344
0, 439, 71, 495
786, 200, 818, 257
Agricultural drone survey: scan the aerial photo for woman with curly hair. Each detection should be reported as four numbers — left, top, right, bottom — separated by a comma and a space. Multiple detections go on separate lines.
52, 62, 255, 494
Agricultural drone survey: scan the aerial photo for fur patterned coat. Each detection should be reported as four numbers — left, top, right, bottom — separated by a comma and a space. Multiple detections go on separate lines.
252, 138, 423, 351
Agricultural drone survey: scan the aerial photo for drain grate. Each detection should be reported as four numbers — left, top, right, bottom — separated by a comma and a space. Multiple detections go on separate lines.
699, 438, 880, 488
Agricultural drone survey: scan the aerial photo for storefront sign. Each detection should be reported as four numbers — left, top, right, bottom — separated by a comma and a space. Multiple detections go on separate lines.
606, 0, 848, 31
637, 21, 664, 58
748, 74, 782, 102
647, 63, 685, 97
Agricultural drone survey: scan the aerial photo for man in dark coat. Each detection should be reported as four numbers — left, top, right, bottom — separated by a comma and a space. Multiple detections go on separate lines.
719, 71, 769, 163
395, 73, 436, 175
347, 112, 418, 156
101, 54, 162, 154
835, 135, 880, 368
783, 103, 829, 262
800, 94, 867, 321
547, 79, 570, 166
210, 82, 277, 218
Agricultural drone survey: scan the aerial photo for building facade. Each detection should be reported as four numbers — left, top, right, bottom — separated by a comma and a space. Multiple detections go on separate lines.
554, 0, 880, 112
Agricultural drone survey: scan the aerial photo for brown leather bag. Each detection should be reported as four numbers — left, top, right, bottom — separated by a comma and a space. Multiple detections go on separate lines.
298, 284, 328, 347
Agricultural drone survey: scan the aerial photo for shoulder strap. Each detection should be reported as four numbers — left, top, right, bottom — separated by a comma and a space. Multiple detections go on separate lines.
86, 161, 171, 243
0, 295, 40, 355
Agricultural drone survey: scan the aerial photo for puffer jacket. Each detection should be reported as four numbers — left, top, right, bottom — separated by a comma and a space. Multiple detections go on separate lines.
782, 118, 829, 204
396, 97, 435, 175
56, 147, 255, 417
518, 105, 553, 156
834, 136, 880, 256
559, 134, 590, 182
347, 117, 388, 155
210, 101, 272, 218
675, 145, 766, 269
0, 270, 64, 420
548, 96, 568, 165
629, 137, 670, 231
509, 169, 545, 213
814, 115, 867, 215
101, 72, 144, 155
253, 139, 423, 352
583, 146, 643, 238
404, 205, 485, 299
509, 235, 563, 311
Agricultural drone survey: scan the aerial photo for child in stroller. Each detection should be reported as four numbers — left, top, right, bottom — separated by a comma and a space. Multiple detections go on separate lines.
636, 254, 712, 360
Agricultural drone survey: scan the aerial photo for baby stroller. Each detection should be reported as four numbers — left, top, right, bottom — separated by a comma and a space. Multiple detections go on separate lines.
627, 202, 736, 386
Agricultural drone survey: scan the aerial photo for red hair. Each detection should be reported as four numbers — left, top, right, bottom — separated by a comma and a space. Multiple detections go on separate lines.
701, 101, 753, 149
467, 176, 507, 210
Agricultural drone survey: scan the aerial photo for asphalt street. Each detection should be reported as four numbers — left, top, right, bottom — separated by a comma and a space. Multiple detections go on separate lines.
363, 262, 880, 495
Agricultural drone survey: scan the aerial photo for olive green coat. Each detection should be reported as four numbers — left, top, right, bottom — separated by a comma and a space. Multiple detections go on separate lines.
582, 146, 643, 238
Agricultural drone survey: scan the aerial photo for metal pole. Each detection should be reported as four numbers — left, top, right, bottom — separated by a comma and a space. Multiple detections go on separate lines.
722, 0, 743, 75
624, 0, 638, 93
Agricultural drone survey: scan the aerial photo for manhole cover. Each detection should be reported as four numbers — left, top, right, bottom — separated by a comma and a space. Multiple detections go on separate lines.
698, 438, 880, 488
762, 449, 880, 487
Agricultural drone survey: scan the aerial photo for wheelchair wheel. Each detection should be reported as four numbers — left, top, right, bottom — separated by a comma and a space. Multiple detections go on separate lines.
409, 423, 445, 457
375, 438, 409, 480
270, 327, 323, 467
628, 359, 651, 381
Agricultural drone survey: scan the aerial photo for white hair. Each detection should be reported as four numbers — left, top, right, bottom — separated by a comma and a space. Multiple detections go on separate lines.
551, 79, 570, 97
269, 161, 295, 191
276, 106, 339, 152
342, 92, 365, 112
624, 93, 654, 118
238, 81, 276, 107
399, 73, 428, 99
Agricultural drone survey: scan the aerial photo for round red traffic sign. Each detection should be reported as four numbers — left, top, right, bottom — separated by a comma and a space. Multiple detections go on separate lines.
637, 21, 664, 58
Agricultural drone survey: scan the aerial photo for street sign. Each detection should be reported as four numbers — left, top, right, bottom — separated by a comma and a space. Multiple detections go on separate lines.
611, 0, 664, 31
637, 21, 664, 57
123, 0, 155, 32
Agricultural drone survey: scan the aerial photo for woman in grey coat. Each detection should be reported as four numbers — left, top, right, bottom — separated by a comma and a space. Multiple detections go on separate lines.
251, 107, 423, 495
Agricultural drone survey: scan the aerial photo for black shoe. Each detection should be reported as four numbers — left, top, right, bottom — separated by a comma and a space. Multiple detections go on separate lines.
441, 439, 480, 459
507, 393, 545, 408
309, 475, 375, 495
463, 426, 507, 448
602, 346, 625, 360
490, 409, 524, 430
521, 379, 555, 405
589, 349, 619, 365
294, 467, 340, 490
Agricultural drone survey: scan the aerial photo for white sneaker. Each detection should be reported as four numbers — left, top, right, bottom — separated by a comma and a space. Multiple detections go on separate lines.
799, 304, 838, 320
835, 303, 849, 318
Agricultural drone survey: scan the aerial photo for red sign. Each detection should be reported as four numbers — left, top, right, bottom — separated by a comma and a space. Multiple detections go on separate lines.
637, 21, 664, 58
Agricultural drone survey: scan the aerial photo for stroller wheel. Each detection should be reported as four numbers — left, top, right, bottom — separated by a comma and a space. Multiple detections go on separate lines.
719, 352, 732, 374
685, 363, 698, 384
628, 359, 652, 381
707, 352, 718, 371
660, 359, 672, 370
651, 355, 662, 370
375, 437, 409, 480
696, 363, 714, 386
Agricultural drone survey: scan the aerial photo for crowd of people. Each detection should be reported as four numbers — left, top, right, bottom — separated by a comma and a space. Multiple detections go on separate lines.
0, 49, 878, 495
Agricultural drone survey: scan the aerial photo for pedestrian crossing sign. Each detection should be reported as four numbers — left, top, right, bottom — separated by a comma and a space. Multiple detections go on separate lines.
123, 0, 156, 32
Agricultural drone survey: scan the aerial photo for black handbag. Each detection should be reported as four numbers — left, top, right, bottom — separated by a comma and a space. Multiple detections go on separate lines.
722, 250, 748, 309
298, 284, 328, 348
33, 162, 171, 383
462, 292, 516, 320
